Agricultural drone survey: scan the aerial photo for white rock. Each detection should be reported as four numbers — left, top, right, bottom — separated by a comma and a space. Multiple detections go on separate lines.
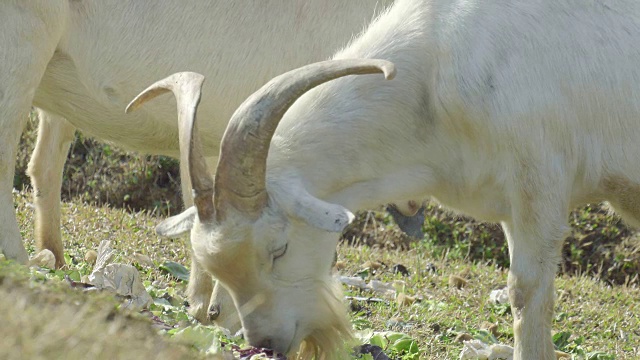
459, 339, 513, 360
29, 249, 56, 268
489, 288, 510, 305
369, 280, 397, 298
340, 276, 402, 299
339, 276, 367, 289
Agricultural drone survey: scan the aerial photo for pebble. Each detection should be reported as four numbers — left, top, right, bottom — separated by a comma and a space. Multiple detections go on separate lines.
29, 249, 56, 268
396, 292, 416, 307
84, 250, 98, 265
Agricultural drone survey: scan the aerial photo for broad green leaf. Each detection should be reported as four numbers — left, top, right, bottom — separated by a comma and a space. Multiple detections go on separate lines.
160, 261, 190, 282
552, 331, 572, 349
170, 324, 216, 351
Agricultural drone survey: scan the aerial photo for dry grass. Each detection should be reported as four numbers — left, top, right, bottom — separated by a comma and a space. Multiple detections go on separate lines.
0, 261, 201, 360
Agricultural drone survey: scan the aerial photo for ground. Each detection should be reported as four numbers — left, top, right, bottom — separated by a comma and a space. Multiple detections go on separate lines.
3, 115, 639, 359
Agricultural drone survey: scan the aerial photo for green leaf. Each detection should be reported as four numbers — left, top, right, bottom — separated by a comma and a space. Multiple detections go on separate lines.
363, 331, 420, 358
474, 329, 498, 345
159, 261, 190, 282
153, 297, 174, 309
552, 331, 572, 350
384, 332, 406, 343
369, 333, 388, 349
64, 253, 72, 266
356, 269, 370, 279
586, 351, 615, 360
67, 270, 81, 282
391, 338, 419, 354
170, 325, 216, 351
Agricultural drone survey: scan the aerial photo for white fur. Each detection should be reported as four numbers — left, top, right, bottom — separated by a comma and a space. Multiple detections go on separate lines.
0, 0, 392, 326
163, 0, 640, 358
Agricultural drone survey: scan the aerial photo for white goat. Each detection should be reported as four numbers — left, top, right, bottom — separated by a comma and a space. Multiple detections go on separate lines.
129, 0, 640, 358
0, 0, 395, 325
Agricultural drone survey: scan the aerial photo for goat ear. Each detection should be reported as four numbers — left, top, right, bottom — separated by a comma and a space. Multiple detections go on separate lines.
277, 189, 355, 233
156, 206, 197, 238
298, 200, 355, 233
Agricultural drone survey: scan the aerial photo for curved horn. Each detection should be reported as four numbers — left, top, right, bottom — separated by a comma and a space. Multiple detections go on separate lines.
126, 72, 215, 221
215, 59, 396, 220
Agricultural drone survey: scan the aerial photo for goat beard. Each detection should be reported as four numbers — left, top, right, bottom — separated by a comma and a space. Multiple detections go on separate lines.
288, 279, 354, 360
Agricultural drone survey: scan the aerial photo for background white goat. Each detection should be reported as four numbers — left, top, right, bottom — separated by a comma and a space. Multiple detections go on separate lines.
0, 0, 396, 325
131, 0, 640, 358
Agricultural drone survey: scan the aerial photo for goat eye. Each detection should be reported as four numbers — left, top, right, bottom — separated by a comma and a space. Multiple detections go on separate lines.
273, 244, 288, 260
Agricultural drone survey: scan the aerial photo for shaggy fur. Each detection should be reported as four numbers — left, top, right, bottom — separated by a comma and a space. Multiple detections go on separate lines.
291, 281, 353, 360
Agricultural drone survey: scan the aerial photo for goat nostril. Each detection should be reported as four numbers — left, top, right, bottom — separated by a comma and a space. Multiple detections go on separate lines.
207, 304, 220, 321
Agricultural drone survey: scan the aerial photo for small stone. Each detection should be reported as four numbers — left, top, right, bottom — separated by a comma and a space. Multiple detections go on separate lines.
555, 350, 571, 359
369, 280, 396, 298
334, 260, 346, 271
396, 292, 416, 307
489, 287, 510, 304
340, 276, 367, 289
455, 333, 473, 343
84, 250, 98, 265
29, 249, 56, 268
449, 274, 468, 289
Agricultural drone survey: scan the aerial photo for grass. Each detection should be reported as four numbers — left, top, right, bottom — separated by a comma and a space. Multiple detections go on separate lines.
337, 241, 640, 359
0, 257, 202, 360
7, 191, 639, 358
5, 113, 640, 358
